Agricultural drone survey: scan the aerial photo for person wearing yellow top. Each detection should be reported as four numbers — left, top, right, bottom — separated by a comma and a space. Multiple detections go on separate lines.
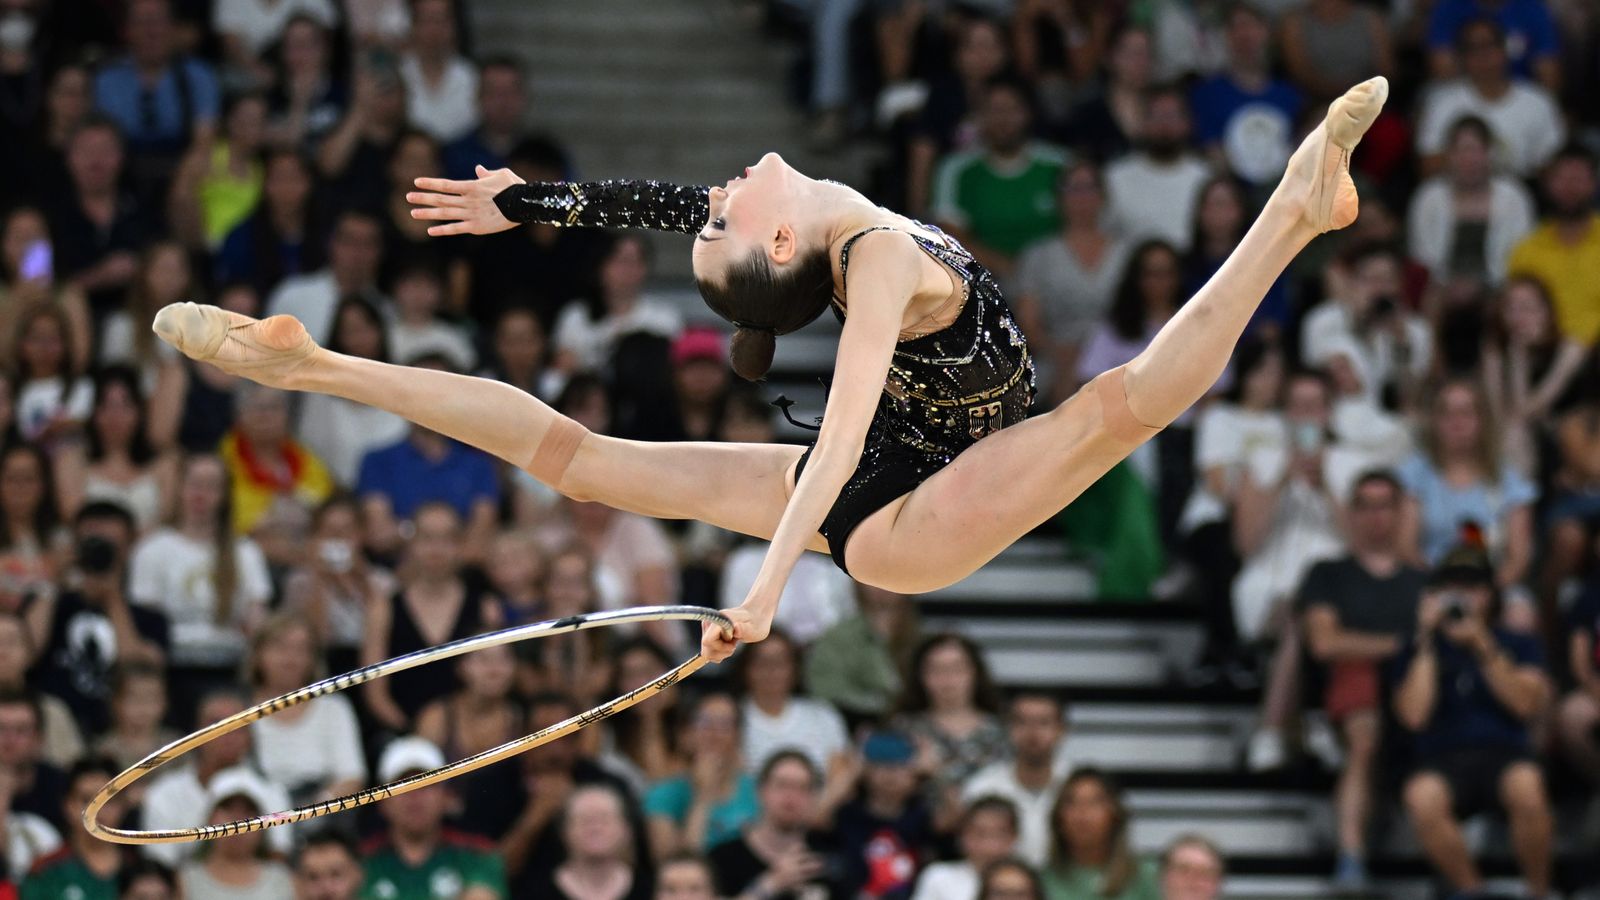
219, 383, 334, 533
169, 94, 267, 249
1507, 146, 1600, 345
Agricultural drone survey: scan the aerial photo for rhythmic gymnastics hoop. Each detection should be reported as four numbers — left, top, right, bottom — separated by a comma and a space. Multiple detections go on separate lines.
84, 605, 732, 845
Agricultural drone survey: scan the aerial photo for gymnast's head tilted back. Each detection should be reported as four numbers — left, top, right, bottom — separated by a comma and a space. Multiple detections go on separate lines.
691, 152, 835, 382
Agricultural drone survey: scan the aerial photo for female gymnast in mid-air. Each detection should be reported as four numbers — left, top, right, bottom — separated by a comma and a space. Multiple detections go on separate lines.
153, 78, 1387, 664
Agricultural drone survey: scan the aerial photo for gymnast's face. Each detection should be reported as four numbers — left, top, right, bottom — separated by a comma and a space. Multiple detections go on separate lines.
691, 152, 803, 286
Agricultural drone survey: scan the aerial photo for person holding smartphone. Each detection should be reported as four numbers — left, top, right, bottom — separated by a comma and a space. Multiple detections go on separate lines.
1390, 542, 1554, 900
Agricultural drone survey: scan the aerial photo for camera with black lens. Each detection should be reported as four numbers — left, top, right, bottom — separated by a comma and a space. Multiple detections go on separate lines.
1440, 590, 1469, 622
76, 535, 118, 576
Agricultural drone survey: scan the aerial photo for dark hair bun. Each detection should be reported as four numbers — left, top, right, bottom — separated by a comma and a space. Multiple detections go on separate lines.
729, 327, 776, 381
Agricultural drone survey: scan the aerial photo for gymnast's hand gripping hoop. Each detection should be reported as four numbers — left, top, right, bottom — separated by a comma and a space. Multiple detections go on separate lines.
85, 605, 733, 844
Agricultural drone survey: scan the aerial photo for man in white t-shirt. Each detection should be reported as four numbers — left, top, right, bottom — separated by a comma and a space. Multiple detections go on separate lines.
400, 0, 479, 142
267, 211, 386, 345
960, 691, 1071, 867
1105, 85, 1212, 251
141, 690, 293, 867
1415, 18, 1563, 179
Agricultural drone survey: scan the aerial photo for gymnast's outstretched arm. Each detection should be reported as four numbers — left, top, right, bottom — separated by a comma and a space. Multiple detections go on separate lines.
407, 165, 711, 237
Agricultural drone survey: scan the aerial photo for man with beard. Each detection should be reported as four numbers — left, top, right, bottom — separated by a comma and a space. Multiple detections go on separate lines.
1104, 84, 1211, 251
929, 78, 1068, 280
1508, 144, 1600, 345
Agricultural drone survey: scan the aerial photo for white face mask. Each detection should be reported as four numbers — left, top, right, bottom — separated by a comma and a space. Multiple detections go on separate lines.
0, 13, 34, 53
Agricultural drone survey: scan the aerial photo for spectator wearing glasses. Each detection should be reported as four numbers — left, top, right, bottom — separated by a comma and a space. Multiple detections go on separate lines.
1156, 835, 1223, 900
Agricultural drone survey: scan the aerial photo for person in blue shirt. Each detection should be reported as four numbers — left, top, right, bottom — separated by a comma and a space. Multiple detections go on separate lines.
1427, 0, 1560, 89
1189, 5, 1302, 187
1390, 543, 1554, 900
93, 0, 219, 176
355, 352, 502, 563
442, 58, 531, 181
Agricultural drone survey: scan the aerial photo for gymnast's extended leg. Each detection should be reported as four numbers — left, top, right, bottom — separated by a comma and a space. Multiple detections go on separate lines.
151, 309, 823, 552
846, 76, 1389, 592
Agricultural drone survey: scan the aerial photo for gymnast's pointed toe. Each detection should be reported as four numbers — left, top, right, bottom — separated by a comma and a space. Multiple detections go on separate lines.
152, 302, 227, 361
1326, 76, 1388, 151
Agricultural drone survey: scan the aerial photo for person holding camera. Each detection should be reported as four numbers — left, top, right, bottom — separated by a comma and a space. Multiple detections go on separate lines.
1301, 242, 1431, 412
708, 750, 844, 900
24, 501, 168, 736
1391, 543, 1554, 900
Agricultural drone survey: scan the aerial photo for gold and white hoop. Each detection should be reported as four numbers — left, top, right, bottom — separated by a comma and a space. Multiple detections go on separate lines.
85, 605, 731, 845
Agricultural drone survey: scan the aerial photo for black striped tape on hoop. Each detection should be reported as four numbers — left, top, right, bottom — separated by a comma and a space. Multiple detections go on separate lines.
85, 605, 733, 845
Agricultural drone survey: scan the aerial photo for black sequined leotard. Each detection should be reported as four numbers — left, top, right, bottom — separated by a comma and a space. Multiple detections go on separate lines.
495, 180, 1036, 573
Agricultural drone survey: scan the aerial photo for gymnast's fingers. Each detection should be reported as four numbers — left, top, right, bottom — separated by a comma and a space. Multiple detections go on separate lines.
411, 206, 471, 221
426, 222, 476, 237
413, 176, 475, 194
405, 191, 462, 207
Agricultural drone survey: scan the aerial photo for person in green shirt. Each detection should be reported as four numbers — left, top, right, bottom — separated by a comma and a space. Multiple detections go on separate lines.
360, 737, 507, 900
1041, 770, 1160, 900
22, 756, 125, 900
803, 584, 918, 723
930, 79, 1070, 280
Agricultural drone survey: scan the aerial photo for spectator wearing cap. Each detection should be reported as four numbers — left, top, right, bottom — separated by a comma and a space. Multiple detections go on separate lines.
551, 234, 682, 378
1415, 18, 1563, 180
820, 730, 934, 899
294, 831, 363, 900
1296, 470, 1424, 889
669, 328, 730, 443
735, 628, 849, 778
140, 689, 294, 869
707, 750, 843, 900
361, 736, 507, 900
962, 691, 1071, 868
1156, 835, 1223, 900
1391, 543, 1554, 899
912, 796, 1020, 900
443, 58, 531, 181
399, 0, 478, 142
178, 767, 296, 900
20, 757, 126, 899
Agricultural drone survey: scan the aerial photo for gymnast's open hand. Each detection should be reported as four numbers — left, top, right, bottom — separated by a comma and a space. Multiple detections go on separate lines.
407, 165, 523, 237
700, 604, 770, 663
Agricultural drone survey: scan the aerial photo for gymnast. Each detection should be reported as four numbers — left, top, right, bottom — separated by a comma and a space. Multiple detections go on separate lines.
150, 77, 1389, 664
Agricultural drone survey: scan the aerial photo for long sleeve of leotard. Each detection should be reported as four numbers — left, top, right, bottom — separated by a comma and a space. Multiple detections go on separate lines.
492, 180, 710, 235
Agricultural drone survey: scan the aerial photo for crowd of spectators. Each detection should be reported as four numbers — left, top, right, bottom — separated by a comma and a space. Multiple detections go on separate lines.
759, 0, 1600, 895
3, 0, 1600, 897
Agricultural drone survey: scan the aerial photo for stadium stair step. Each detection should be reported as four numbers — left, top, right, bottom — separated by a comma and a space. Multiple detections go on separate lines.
468, 0, 871, 279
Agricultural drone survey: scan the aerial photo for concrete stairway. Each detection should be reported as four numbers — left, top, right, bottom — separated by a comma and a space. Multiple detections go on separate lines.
467, 0, 869, 278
